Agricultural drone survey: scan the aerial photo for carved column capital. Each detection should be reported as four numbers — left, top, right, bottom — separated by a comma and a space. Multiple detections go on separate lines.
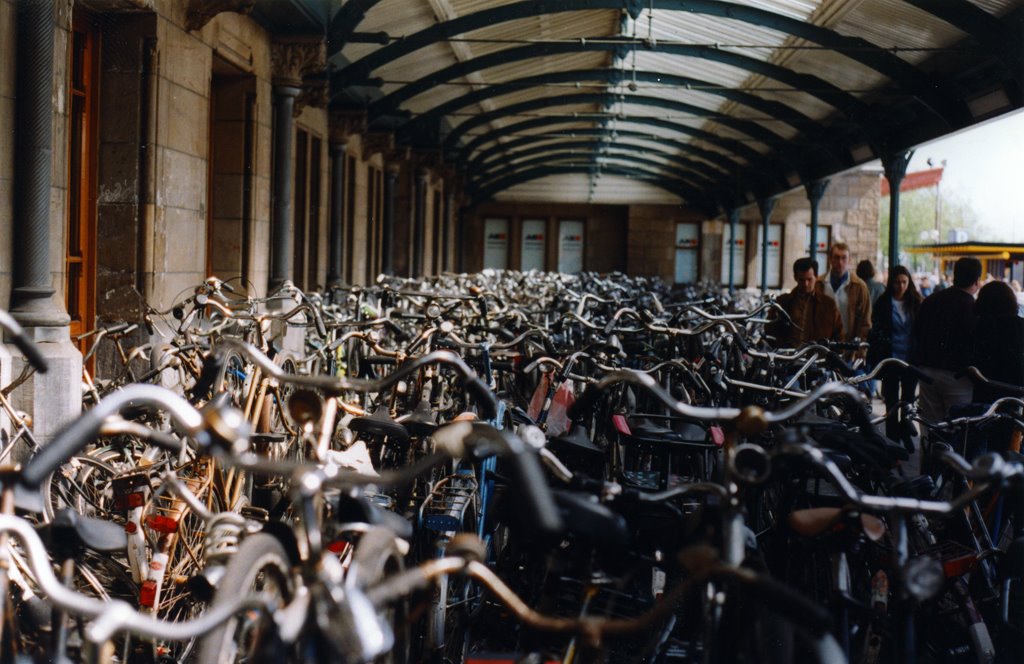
362, 132, 394, 161
271, 37, 326, 88
330, 111, 366, 144
293, 79, 329, 118
186, 0, 254, 32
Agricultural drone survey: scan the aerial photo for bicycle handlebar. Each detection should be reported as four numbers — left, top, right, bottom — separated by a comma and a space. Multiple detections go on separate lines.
20, 385, 207, 488
0, 514, 272, 644
214, 340, 499, 420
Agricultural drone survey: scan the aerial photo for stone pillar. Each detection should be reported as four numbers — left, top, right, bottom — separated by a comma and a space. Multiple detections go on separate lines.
805, 179, 830, 269
327, 140, 347, 286
268, 82, 299, 291
269, 38, 325, 292
882, 150, 914, 270
413, 169, 428, 277
3, 0, 81, 447
757, 197, 777, 294
443, 187, 454, 273
727, 207, 741, 294
382, 163, 400, 276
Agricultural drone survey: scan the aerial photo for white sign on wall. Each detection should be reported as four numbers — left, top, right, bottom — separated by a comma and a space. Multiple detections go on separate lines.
720, 223, 746, 285
674, 223, 699, 284
521, 219, 546, 271
483, 218, 509, 269
754, 224, 783, 289
558, 220, 584, 274
805, 225, 831, 258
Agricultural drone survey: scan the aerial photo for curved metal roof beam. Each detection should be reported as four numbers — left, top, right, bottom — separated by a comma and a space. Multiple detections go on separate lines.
388, 67, 851, 173
469, 141, 714, 190
405, 91, 789, 157
469, 164, 717, 212
331, 0, 969, 129
472, 152, 704, 193
328, 0, 386, 49
428, 91, 796, 190
456, 114, 747, 173
340, 39, 869, 126
467, 128, 732, 176
902, 0, 1022, 84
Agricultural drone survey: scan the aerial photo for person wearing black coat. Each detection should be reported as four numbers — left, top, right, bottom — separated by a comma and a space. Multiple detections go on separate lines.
969, 280, 1024, 454
867, 265, 922, 450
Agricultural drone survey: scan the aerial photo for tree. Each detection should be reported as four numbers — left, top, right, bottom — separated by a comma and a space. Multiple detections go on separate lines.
879, 184, 995, 272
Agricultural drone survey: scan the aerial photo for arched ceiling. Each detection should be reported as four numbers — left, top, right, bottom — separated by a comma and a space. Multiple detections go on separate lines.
324, 0, 1023, 212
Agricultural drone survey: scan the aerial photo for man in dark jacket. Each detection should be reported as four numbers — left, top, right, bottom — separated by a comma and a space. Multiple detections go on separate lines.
912, 257, 982, 425
767, 257, 843, 347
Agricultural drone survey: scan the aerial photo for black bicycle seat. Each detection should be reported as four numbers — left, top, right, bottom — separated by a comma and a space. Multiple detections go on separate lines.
401, 400, 439, 438
334, 494, 413, 540
37, 509, 128, 560
349, 407, 410, 444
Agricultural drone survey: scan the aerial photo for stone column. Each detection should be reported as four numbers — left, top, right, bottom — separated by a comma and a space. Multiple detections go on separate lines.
382, 163, 400, 276
3, 0, 81, 448
10, 0, 67, 330
443, 187, 454, 273
727, 207, 741, 294
757, 197, 778, 294
327, 140, 347, 286
269, 38, 325, 292
805, 179, 830, 268
882, 150, 914, 270
413, 169, 428, 277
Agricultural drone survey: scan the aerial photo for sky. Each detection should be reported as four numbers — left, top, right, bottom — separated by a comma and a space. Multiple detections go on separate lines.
868, 108, 1024, 243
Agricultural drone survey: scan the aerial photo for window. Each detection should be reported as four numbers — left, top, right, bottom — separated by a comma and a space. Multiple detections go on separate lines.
520, 219, 546, 271
206, 59, 256, 284
720, 223, 746, 285
557, 220, 584, 273
344, 154, 357, 283
674, 223, 700, 284
431, 190, 443, 275
806, 225, 831, 264
66, 16, 98, 341
753, 224, 784, 289
366, 165, 384, 280
483, 218, 509, 270
292, 130, 323, 291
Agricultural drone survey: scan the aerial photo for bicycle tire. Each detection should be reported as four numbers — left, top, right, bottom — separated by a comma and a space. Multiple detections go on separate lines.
197, 533, 293, 664
351, 527, 411, 664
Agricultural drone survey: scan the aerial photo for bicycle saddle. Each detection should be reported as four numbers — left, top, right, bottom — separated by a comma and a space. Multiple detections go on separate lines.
626, 416, 707, 444
349, 407, 410, 444
549, 424, 603, 456
36, 508, 128, 559
334, 494, 413, 540
788, 507, 886, 542
553, 490, 629, 560
400, 400, 439, 438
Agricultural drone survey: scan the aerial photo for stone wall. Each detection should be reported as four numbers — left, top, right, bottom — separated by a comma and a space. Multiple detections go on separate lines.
0, 0, 14, 314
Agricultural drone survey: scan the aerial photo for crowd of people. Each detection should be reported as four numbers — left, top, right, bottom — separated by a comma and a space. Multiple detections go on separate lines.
768, 244, 1024, 455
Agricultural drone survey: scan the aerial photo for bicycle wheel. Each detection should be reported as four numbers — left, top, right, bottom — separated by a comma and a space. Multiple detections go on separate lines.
351, 527, 410, 664
197, 533, 293, 664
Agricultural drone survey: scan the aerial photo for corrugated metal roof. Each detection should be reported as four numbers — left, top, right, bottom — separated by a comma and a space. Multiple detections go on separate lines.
329, 0, 1023, 208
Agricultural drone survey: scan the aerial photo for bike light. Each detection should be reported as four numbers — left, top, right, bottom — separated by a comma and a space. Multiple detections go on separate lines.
903, 556, 944, 603
731, 443, 771, 484
287, 389, 324, 427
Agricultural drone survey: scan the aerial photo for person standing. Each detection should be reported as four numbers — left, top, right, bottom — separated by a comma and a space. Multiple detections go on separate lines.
819, 242, 872, 343
970, 280, 1024, 453
867, 265, 922, 450
912, 256, 982, 426
767, 257, 843, 347
857, 259, 886, 306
